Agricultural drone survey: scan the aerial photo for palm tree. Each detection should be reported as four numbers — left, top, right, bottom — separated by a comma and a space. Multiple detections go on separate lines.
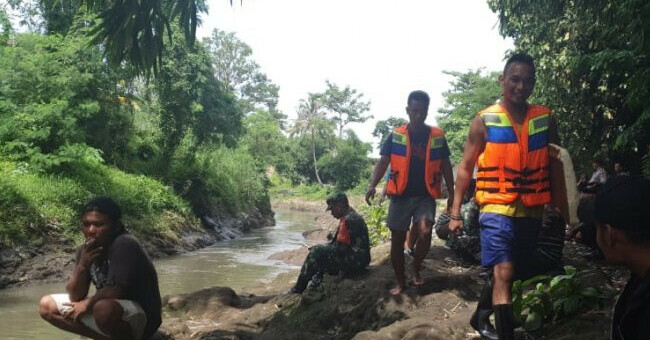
290, 93, 334, 185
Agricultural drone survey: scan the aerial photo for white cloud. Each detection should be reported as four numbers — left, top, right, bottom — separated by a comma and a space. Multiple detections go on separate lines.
199, 0, 513, 152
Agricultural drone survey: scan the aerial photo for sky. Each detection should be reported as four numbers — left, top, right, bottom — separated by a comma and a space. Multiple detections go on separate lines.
198, 0, 514, 151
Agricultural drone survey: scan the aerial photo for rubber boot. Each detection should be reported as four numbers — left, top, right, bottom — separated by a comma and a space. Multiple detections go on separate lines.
493, 304, 515, 340
470, 281, 498, 340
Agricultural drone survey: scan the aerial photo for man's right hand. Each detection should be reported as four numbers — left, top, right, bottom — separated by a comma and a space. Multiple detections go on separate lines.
448, 218, 464, 236
365, 187, 376, 205
78, 239, 102, 269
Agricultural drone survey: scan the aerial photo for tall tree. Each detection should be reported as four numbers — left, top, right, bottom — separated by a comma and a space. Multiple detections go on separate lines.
488, 0, 650, 176
290, 93, 334, 184
203, 29, 280, 114
437, 69, 501, 163
322, 81, 371, 138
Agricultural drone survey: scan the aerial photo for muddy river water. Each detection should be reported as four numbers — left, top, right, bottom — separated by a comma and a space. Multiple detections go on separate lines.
0, 207, 318, 339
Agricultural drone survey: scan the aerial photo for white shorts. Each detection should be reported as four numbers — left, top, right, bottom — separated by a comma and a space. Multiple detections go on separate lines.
50, 293, 147, 340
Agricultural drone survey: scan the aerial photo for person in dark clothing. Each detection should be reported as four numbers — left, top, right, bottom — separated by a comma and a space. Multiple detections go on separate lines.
579, 176, 650, 340
289, 193, 371, 294
39, 197, 162, 340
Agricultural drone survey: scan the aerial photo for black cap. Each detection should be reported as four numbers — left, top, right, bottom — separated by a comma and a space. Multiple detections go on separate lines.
326, 192, 348, 211
578, 176, 650, 241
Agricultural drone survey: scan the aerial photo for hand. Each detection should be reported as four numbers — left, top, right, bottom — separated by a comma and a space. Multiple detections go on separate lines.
62, 299, 90, 322
448, 218, 464, 237
365, 187, 376, 205
78, 239, 103, 269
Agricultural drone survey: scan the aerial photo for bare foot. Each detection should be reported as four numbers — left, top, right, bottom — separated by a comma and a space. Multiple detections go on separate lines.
390, 285, 405, 295
412, 276, 425, 286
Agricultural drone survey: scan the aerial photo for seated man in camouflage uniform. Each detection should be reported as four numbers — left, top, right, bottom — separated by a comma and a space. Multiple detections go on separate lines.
435, 180, 481, 264
289, 193, 371, 294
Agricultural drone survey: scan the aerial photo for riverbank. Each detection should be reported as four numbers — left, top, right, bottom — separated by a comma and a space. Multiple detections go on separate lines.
0, 207, 275, 289
154, 196, 623, 340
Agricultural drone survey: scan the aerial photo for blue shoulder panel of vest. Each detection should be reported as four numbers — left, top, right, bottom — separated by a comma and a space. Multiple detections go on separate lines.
528, 130, 548, 151
391, 143, 407, 156
429, 148, 444, 160
485, 126, 517, 143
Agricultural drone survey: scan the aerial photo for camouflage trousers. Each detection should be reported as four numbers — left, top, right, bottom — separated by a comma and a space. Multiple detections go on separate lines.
295, 243, 365, 292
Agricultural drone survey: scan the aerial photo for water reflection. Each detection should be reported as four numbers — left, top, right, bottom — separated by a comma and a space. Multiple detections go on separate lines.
0, 207, 318, 339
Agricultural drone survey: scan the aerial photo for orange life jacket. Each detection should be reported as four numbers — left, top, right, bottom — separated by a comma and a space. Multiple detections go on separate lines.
475, 104, 552, 207
386, 124, 446, 198
336, 218, 350, 245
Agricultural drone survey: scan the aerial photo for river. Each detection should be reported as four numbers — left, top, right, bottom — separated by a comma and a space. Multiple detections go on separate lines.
0, 207, 318, 340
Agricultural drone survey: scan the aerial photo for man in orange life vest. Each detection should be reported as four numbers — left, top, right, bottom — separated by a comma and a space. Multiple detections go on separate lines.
449, 53, 561, 340
366, 90, 454, 295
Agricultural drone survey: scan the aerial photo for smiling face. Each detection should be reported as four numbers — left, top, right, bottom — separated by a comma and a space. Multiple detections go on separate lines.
500, 61, 535, 106
81, 211, 114, 248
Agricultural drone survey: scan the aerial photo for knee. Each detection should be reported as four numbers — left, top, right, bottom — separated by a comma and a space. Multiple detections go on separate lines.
92, 299, 123, 331
39, 295, 58, 321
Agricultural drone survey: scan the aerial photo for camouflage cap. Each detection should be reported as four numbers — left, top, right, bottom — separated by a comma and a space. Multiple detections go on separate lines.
326, 192, 349, 211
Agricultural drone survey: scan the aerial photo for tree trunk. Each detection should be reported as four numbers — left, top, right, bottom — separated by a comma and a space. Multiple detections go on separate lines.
311, 130, 323, 184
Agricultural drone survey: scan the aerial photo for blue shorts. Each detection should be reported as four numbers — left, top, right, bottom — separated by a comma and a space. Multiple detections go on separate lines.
479, 212, 541, 269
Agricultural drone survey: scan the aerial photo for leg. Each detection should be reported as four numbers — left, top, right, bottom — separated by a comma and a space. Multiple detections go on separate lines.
478, 213, 516, 340
390, 230, 408, 295
291, 245, 328, 293
38, 295, 111, 340
470, 272, 498, 340
93, 299, 134, 340
411, 219, 433, 286
410, 196, 436, 286
404, 228, 417, 254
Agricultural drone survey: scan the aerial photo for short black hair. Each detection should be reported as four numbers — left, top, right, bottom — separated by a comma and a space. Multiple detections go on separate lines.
592, 177, 650, 244
326, 192, 349, 210
407, 90, 430, 107
593, 158, 604, 166
82, 197, 124, 232
504, 53, 536, 76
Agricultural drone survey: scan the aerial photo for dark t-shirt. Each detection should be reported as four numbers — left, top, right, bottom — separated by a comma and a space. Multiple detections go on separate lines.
76, 233, 162, 339
380, 128, 451, 197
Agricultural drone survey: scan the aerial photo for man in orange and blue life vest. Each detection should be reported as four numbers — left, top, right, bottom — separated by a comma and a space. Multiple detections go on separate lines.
366, 90, 455, 296
449, 53, 561, 340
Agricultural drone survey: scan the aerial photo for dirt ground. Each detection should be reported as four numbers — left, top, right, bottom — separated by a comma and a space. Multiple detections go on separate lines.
155, 198, 623, 340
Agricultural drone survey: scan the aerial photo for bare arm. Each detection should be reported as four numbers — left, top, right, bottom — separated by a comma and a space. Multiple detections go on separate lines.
365, 155, 390, 205
440, 157, 454, 211
449, 116, 486, 232
66, 243, 103, 302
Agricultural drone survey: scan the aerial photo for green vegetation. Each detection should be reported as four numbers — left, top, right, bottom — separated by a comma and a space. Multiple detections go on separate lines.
359, 204, 390, 247
487, 0, 650, 177
512, 266, 605, 331
0, 9, 271, 247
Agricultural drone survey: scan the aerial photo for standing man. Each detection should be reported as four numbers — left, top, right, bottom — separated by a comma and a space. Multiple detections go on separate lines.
366, 90, 454, 295
39, 197, 162, 340
449, 53, 560, 340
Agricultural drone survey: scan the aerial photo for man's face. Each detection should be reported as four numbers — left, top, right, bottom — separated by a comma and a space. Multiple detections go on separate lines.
406, 100, 428, 126
329, 203, 347, 219
614, 163, 622, 174
81, 211, 113, 248
499, 62, 535, 105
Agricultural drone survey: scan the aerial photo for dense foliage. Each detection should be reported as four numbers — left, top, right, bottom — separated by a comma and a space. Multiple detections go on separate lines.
488, 0, 650, 177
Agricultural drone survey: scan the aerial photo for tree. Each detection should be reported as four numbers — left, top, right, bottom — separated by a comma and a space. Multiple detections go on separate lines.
290, 93, 335, 184
488, 0, 650, 177
203, 29, 280, 114
372, 117, 408, 151
322, 81, 371, 138
318, 130, 371, 191
437, 69, 501, 163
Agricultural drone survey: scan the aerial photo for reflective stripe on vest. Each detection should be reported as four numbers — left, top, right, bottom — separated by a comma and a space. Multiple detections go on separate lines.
387, 125, 445, 198
475, 104, 552, 207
